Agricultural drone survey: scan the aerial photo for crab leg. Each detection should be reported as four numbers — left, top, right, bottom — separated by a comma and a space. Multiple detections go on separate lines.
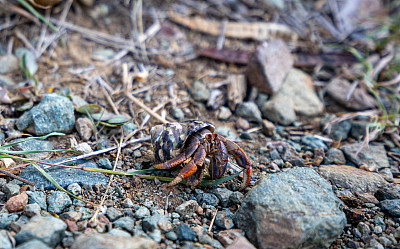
168, 144, 206, 187
219, 135, 252, 189
210, 138, 229, 178
154, 137, 200, 169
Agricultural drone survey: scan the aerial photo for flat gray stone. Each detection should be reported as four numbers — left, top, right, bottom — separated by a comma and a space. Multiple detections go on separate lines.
318, 165, 388, 193
19, 158, 109, 190
15, 216, 67, 247
16, 239, 52, 249
341, 143, 389, 170
235, 167, 346, 249
70, 234, 157, 249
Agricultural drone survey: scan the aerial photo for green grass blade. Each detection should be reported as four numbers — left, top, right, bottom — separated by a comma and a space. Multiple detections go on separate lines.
17, 0, 58, 31
199, 170, 244, 187
32, 163, 92, 204
1, 132, 65, 148
0, 149, 68, 155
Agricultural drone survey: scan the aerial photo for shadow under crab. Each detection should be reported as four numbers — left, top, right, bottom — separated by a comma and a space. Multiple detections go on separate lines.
150, 120, 252, 189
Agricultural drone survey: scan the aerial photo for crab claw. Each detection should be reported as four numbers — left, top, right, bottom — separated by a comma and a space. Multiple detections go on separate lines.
221, 136, 252, 189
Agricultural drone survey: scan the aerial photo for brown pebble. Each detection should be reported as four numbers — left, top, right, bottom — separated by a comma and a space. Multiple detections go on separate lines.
65, 219, 79, 232
216, 229, 245, 246
235, 118, 250, 130
197, 206, 203, 215
262, 119, 276, 137
5, 192, 28, 213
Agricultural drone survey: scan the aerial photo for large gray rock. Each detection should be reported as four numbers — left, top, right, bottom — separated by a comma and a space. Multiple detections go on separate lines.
70, 234, 158, 249
17, 93, 75, 135
235, 167, 346, 249
0, 230, 12, 249
261, 69, 323, 125
341, 143, 389, 171
318, 165, 388, 194
15, 216, 67, 247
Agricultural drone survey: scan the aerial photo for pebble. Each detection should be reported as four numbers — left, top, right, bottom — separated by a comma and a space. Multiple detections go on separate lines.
123, 122, 138, 135
26, 191, 47, 210
23, 203, 41, 218
122, 198, 134, 208
108, 228, 132, 237
0, 212, 19, 229
216, 229, 244, 247
113, 216, 135, 233
75, 206, 93, 220
67, 183, 82, 195
59, 211, 82, 222
261, 119, 276, 137
301, 135, 328, 151
171, 107, 184, 120
367, 238, 384, 249
189, 81, 209, 102
375, 184, 400, 200
5, 192, 28, 213
229, 191, 244, 205
217, 106, 232, 120
198, 234, 224, 249
323, 148, 346, 165
75, 117, 93, 141
175, 200, 199, 217
195, 192, 220, 207
175, 223, 196, 241
215, 209, 234, 229
106, 207, 123, 221
379, 199, 400, 217
3, 182, 20, 199
15, 216, 67, 247
379, 168, 393, 182
246, 40, 293, 94
47, 191, 72, 214
165, 231, 178, 241
17, 93, 75, 135
210, 188, 233, 207
235, 101, 262, 122
357, 222, 371, 236
351, 120, 369, 138
328, 120, 352, 141
379, 236, 393, 247
235, 118, 250, 131
73, 142, 93, 154
98, 158, 112, 170
135, 206, 150, 219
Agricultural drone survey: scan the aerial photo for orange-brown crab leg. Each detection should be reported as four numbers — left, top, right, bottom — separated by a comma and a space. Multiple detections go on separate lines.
168, 144, 206, 187
154, 138, 200, 169
220, 135, 252, 189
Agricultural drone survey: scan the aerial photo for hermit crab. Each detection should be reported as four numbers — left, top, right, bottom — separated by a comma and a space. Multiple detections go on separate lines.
150, 120, 252, 189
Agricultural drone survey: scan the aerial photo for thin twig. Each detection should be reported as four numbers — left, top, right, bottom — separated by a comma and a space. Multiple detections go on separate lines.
0, 168, 34, 186
208, 208, 218, 234
91, 129, 124, 223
